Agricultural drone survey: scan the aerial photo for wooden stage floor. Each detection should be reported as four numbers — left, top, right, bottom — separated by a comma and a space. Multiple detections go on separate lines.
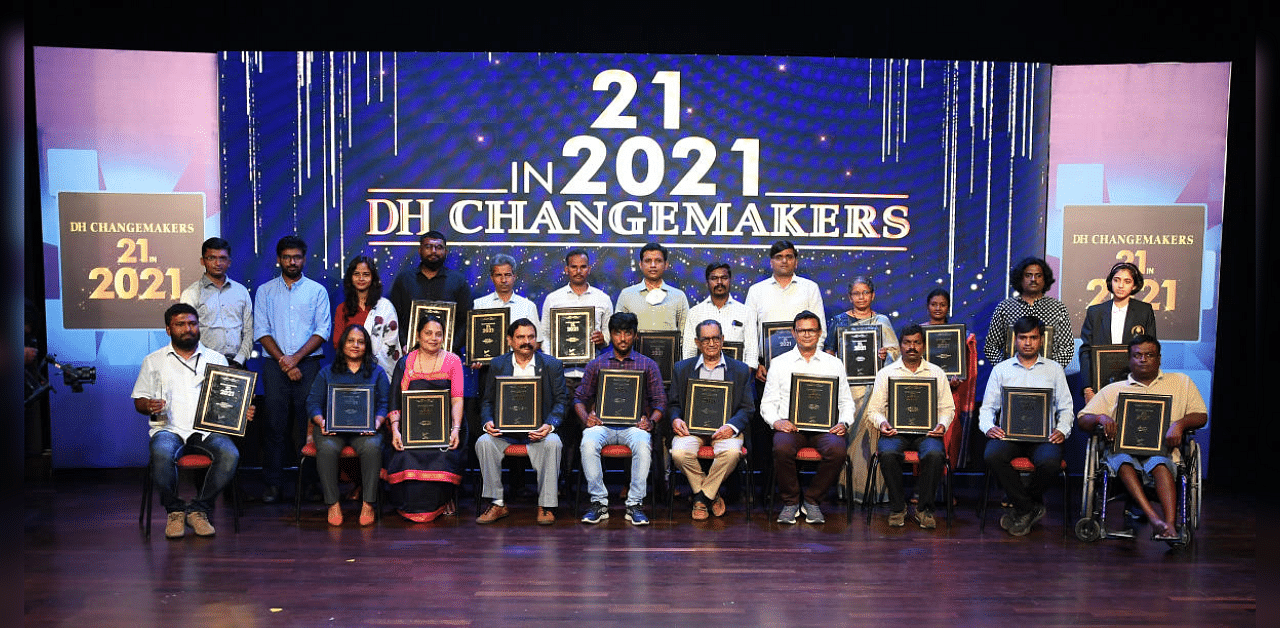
24, 470, 1255, 627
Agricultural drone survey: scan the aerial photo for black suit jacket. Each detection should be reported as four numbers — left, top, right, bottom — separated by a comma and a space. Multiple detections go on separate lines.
667, 354, 756, 435
1079, 298, 1158, 391
480, 351, 568, 430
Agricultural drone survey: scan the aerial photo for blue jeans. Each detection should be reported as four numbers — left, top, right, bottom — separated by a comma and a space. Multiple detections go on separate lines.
877, 433, 945, 512
984, 439, 1063, 515
150, 430, 240, 514
261, 356, 322, 488
580, 426, 651, 507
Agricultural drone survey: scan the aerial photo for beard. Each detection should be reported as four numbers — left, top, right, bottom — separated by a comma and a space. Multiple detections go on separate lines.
172, 332, 200, 352
421, 256, 444, 271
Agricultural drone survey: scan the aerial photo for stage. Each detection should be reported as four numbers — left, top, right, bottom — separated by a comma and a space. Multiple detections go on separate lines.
24, 469, 1255, 627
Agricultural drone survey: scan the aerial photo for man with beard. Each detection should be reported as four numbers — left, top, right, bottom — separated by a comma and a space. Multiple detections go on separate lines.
180, 237, 253, 369
475, 318, 567, 525
984, 256, 1074, 369
389, 231, 473, 355
745, 240, 826, 383
133, 303, 253, 538
254, 235, 331, 503
681, 263, 758, 368
865, 324, 955, 529
540, 248, 614, 377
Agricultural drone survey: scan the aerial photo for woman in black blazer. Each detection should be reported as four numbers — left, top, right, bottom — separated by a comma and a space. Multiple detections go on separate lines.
1079, 262, 1158, 401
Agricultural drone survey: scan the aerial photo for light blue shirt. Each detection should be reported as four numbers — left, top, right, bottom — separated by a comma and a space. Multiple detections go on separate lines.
253, 274, 332, 358
978, 355, 1074, 437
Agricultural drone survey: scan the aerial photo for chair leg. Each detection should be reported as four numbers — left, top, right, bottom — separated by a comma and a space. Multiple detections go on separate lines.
294, 455, 307, 524
1060, 470, 1069, 538
844, 455, 854, 524
864, 454, 879, 525
944, 460, 953, 530
140, 462, 154, 539
230, 469, 241, 533
978, 470, 992, 532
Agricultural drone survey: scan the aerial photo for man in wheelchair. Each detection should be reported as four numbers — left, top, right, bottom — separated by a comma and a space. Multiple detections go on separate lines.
1076, 335, 1207, 541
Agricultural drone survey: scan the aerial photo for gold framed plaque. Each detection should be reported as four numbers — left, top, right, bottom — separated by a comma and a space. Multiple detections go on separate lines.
789, 373, 840, 432
1089, 344, 1130, 392
1005, 324, 1054, 359
400, 389, 451, 448
1000, 386, 1052, 442
923, 323, 967, 378
684, 379, 734, 435
192, 364, 257, 437
636, 330, 679, 386
887, 377, 938, 434
721, 341, 744, 361
325, 385, 375, 432
467, 308, 510, 364
495, 376, 541, 433
761, 321, 796, 367
408, 300, 457, 352
596, 369, 644, 426
1113, 392, 1173, 457
838, 327, 881, 386
548, 306, 595, 365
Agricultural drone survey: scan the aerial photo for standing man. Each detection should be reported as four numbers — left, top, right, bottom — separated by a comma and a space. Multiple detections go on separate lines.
866, 324, 955, 529
574, 312, 666, 526
984, 256, 1074, 369
668, 320, 756, 520
475, 318, 567, 525
472, 254, 542, 347
389, 230, 473, 355
760, 311, 854, 524
133, 303, 251, 538
1077, 335, 1207, 541
614, 242, 690, 333
745, 240, 826, 382
979, 315, 1073, 536
540, 248, 615, 373
253, 235, 331, 503
681, 263, 759, 368
180, 237, 252, 369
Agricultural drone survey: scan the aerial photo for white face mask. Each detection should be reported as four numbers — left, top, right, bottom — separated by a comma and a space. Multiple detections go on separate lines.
645, 287, 666, 306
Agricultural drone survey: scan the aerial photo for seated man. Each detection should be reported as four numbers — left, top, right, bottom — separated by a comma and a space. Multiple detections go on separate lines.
979, 315, 1073, 536
1077, 334, 1207, 540
667, 320, 756, 520
132, 303, 252, 539
866, 324, 955, 529
574, 312, 666, 526
760, 310, 854, 524
476, 318, 567, 525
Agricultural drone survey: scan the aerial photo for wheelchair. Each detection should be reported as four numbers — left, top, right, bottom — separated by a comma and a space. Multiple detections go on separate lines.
1074, 428, 1201, 547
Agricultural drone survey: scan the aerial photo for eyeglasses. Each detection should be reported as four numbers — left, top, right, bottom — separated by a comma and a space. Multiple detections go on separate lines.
697, 336, 723, 344
203, 255, 229, 263
279, 254, 304, 262
1131, 351, 1160, 361
794, 328, 820, 335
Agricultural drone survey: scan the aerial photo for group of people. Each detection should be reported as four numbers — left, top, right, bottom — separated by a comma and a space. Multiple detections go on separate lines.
133, 234, 1205, 542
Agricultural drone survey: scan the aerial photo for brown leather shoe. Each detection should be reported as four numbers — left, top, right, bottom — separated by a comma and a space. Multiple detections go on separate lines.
187, 511, 216, 537
476, 503, 509, 524
536, 507, 556, 526
164, 512, 186, 539
692, 500, 710, 520
711, 495, 727, 517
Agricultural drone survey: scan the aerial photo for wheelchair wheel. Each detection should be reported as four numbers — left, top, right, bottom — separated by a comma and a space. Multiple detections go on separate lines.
1074, 517, 1102, 542
1188, 441, 1202, 530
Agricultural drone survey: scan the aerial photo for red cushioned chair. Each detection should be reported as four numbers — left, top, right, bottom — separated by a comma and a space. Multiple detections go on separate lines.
766, 445, 855, 524
573, 444, 656, 514
665, 442, 754, 521
469, 443, 537, 516
977, 457, 1069, 535
294, 441, 382, 523
863, 438, 955, 528
139, 453, 241, 538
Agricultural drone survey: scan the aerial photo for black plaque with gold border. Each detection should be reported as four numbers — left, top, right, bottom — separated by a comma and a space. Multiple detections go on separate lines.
923, 323, 967, 378
685, 379, 734, 435
495, 376, 541, 433
401, 389, 451, 449
1113, 392, 1173, 457
467, 308, 510, 364
596, 369, 644, 426
1000, 386, 1052, 442
192, 364, 257, 437
721, 341, 744, 361
762, 321, 796, 367
1005, 324, 1054, 359
548, 306, 595, 365
789, 373, 839, 432
408, 300, 456, 352
1089, 344, 1130, 392
838, 327, 881, 386
887, 377, 938, 434
636, 330, 679, 386
326, 385, 375, 432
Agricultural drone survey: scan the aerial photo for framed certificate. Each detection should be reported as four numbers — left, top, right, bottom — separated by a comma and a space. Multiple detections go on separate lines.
1089, 344, 1130, 392
684, 379, 734, 435
1113, 392, 1173, 457
400, 389, 451, 449
548, 306, 595, 365
408, 300, 457, 352
467, 308, 510, 364
636, 330, 679, 385
596, 369, 643, 426
495, 376, 541, 433
923, 323, 967, 378
887, 377, 938, 434
325, 385, 375, 432
838, 327, 881, 386
789, 373, 840, 432
721, 341, 744, 361
192, 364, 257, 437
1000, 386, 1052, 442
1005, 324, 1054, 358
761, 321, 796, 367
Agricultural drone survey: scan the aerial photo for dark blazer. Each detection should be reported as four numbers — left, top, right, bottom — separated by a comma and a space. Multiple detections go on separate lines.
480, 351, 568, 430
1079, 298, 1158, 391
667, 354, 756, 435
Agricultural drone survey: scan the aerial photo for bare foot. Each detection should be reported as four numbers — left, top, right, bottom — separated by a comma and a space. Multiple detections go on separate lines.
1151, 519, 1178, 540
359, 502, 376, 526
327, 503, 344, 526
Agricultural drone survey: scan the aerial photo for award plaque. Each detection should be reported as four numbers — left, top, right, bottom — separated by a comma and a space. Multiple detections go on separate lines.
408, 300, 457, 351
721, 341, 744, 361
838, 328, 881, 386
636, 330, 679, 385
1089, 344, 1130, 392
596, 369, 644, 426
923, 323, 967, 378
495, 376, 541, 433
1000, 386, 1052, 442
400, 389, 451, 448
1113, 392, 1173, 457
1005, 324, 1054, 358
548, 306, 595, 365
887, 377, 938, 434
325, 385, 375, 432
761, 321, 796, 367
467, 308, 510, 364
192, 364, 257, 437
684, 379, 734, 435
789, 373, 840, 432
